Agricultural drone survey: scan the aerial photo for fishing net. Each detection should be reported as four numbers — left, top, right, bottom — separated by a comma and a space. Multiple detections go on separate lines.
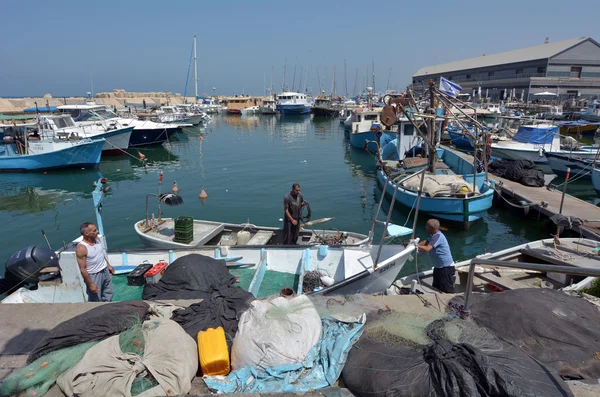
363, 311, 444, 346
118, 319, 160, 396
0, 341, 98, 397
302, 271, 324, 294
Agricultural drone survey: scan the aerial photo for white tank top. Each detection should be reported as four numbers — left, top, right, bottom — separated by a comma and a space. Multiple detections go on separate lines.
78, 238, 107, 274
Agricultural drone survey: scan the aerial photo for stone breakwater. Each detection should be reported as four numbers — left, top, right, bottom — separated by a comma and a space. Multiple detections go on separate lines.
0, 89, 215, 114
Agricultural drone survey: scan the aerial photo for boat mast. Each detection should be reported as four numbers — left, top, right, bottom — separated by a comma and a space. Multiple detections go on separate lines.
372, 57, 375, 93
353, 68, 358, 96
282, 58, 287, 92
316, 67, 322, 93
194, 35, 198, 99
305, 56, 310, 93
298, 65, 303, 94
332, 65, 337, 97
428, 80, 436, 173
386, 68, 392, 91
344, 59, 348, 97
292, 59, 297, 91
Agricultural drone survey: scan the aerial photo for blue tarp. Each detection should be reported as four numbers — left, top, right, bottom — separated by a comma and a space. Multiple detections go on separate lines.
23, 106, 57, 113
203, 317, 364, 393
513, 125, 557, 144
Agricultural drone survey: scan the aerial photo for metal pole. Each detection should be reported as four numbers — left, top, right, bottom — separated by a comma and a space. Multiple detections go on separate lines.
374, 179, 401, 265
369, 173, 390, 243
193, 35, 198, 99
410, 168, 427, 240
559, 167, 570, 214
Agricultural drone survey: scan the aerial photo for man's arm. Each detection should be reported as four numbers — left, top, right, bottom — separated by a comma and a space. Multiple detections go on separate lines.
417, 239, 433, 252
76, 245, 98, 293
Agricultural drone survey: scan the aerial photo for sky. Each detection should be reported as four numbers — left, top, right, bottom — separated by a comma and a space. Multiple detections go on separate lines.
1, 0, 599, 97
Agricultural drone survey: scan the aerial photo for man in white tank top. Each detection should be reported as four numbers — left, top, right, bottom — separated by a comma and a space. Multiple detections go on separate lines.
76, 222, 115, 302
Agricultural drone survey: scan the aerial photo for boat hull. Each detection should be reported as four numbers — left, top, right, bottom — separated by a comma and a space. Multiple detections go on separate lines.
312, 107, 339, 117
447, 129, 474, 149
545, 153, 594, 178
0, 139, 104, 172
227, 109, 242, 114
93, 126, 133, 155
276, 104, 311, 115
128, 127, 178, 147
350, 131, 395, 152
593, 168, 600, 196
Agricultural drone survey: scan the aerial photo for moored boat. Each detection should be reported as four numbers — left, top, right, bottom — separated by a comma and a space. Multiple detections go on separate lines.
593, 167, 600, 196
276, 92, 312, 115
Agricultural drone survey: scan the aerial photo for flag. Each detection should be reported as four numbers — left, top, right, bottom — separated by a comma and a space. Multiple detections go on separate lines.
439, 77, 462, 97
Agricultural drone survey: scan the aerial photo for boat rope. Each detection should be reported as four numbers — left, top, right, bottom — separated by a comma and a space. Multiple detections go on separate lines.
101, 139, 148, 166
492, 186, 534, 209
549, 161, 595, 189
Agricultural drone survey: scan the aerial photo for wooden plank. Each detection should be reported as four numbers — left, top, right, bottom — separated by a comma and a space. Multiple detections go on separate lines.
247, 231, 274, 245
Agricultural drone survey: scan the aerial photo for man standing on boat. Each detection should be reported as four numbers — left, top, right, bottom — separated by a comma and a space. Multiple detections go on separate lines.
418, 219, 456, 293
76, 222, 115, 302
283, 183, 306, 245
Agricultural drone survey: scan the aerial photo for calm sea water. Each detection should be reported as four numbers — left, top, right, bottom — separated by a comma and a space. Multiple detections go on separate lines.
2, 114, 590, 276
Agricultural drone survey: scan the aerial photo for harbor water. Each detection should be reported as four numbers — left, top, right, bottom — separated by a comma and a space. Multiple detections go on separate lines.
1, 114, 586, 278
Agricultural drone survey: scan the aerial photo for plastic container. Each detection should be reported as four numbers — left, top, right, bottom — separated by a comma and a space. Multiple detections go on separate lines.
145, 261, 169, 284
127, 263, 154, 286
236, 230, 251, 246
198, 327, 230, 376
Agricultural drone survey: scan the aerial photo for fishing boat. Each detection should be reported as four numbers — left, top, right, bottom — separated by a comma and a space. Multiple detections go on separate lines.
156, 106, 191, 124
447, 124, 475, 149
545, 151, 597, 178
38, 115, 133, 155
226, 97, 262, 114
0, 125, 105, 172
378, 147, 494, 229
555, 120, 600, 135
491, 123, 598, 172
593, 167, 600, 196
176, 104, 209, 125
134, 217, 369, 249
241, 106, 260, 115
397, 237, 599, 294
581, 100, 600, 122
0, 177, 417, 303
347, 108, 396, 151
58, 104, 181, 147
312, 96, 339, 117
276, 92, 312, 115
259, 97, 277, 114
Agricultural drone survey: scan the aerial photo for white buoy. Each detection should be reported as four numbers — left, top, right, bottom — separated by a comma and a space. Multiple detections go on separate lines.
199, 187, 208, 199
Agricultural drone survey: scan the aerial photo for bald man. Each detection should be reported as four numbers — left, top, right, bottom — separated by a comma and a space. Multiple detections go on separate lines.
418, 219, 455, 293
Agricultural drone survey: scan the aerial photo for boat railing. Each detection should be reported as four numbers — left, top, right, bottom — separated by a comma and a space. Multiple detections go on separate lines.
463, 258, 600, 310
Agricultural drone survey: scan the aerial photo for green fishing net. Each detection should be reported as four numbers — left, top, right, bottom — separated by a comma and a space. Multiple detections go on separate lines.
0, 341, 97, 397
119, 319, 160, 396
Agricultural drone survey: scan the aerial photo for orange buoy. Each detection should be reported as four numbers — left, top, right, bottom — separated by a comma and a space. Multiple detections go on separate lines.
200, 136, 204, 140
199, 187, 208, 199
172, 181, 179, 194
138, 151, 146, 160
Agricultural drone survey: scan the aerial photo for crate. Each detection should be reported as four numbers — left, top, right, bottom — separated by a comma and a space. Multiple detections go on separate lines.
174, 230, 193, 244
127, 263, 154, 286
145, 261, 169, 284
174, 216, 193, 231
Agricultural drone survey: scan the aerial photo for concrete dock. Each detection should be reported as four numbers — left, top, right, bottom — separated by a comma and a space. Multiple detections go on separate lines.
445, 145, 600, 240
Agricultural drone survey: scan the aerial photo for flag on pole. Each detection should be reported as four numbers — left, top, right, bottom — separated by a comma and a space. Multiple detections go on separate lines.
439, 77, 462, 97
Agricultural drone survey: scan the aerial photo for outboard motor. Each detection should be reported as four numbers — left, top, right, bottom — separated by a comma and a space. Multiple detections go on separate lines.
0, 246, 60, 294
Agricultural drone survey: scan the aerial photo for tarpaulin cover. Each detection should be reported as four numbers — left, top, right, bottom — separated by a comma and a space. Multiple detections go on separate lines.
170, 286, 253, 343
204, 316, 364, 393
142, 254, 235, 300
23, 106, 57, 113
57, 318, 198, 397
488, 159, 545, 187
27, 301, 150, 364
512, 125, 557, 144
463, 288, 600, 383
342, 313, 572, 397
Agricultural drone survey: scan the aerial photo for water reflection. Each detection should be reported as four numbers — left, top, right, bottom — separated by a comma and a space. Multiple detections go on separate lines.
224, 114, 261, 132
273, 115, 311, 144
0, 170, 101, 215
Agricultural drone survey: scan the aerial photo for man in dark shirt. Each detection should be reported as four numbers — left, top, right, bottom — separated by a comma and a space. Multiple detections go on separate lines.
283, 183, 305, 245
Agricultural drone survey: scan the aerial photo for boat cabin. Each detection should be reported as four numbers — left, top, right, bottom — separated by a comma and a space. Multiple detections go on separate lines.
226, 97, 263, 111
59, 104, 116, 122
277, 92, 310, 105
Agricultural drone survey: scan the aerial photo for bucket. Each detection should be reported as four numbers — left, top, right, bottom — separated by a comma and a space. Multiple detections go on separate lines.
237, 230, 251, 246
280, 287, 295, 297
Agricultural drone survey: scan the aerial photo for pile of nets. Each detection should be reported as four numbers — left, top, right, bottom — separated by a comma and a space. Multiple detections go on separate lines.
118, 320, 159, 396
342, 309, 572, 397
0, 341, 98, 397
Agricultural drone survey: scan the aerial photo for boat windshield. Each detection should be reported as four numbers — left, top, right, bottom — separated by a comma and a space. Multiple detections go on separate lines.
53, 117, 76, 129
89, 109, 117, 120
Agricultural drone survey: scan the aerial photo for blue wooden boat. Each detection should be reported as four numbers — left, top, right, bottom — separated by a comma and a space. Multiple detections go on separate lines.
592, 167, 600, 196
276, 92, 312, 115
447, 125, 474, 149
377, 147, 494, 229
0, 129, 104, 172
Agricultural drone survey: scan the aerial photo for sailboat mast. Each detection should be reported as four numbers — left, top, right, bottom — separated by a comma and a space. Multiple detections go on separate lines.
332, 66, 337, 97
386, 68, 392, 91
353, 68, 358, 96
428, 81, 436, 173
282, 58, 287, 92
344, 60, 348, 97
193, 35, 198, 99
317, 67, 322, 93
292, 60, 297, 91
372, 57, 375, 93
305, 57, 310, 93
298, 65, 303, 93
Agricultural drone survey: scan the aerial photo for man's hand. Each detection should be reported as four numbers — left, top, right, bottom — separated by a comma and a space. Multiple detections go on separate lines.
107, 265, 115, 275
301, 202, 306, 207
88, 283, 99, 294
292, 219, 298, 226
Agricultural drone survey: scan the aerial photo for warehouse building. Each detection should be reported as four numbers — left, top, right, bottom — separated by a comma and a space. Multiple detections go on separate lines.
411, 37, 600, 102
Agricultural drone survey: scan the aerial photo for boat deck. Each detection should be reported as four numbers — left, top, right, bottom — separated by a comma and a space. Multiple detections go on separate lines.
444, 145, 600, 239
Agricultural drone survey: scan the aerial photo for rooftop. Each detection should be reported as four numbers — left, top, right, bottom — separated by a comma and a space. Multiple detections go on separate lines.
414, 37, 590, 77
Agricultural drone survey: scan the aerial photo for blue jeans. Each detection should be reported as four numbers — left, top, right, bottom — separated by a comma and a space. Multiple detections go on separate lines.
87, 267, 114, 302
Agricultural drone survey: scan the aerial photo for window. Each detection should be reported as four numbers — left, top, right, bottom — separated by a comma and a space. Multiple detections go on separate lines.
404, 124, 414, 136
516, 68, 523, 75
488, 71, 494, 77
537, 67, 546, 74
466, 74, 471, 79
364, 114, 378, 121
570, 66, 582, 78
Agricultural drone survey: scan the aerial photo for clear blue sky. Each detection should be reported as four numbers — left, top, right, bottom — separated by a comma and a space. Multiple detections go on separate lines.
1, 0, 599, 97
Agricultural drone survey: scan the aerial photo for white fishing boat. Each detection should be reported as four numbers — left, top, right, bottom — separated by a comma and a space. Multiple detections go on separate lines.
157, 106, 190, 124
0, 178, 417, 303
38, 115, 132, 155
491, 123, 597, 172
241, 106, 260, 115
259, 97, 278, 114
58, 104, 181, 147
582, 100, 600, 122
176, 104, 209, 125
397, 237, 599, 295
276, 92, 312, 115
134, 217, 369, 249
